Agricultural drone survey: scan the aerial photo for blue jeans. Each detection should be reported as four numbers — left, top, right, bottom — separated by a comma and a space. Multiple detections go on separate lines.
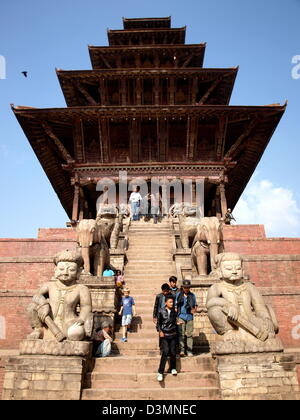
131, 202, 140, 221
95, 339, 111, 358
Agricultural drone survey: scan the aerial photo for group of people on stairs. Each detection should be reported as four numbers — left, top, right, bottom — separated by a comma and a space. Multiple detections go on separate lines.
93, 275, 197, 383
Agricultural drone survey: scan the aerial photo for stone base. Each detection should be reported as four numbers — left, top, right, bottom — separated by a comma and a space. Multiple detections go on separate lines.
19, 340, 92, 357
216, 352, 300, 400
212, 337, 284, 355
2, 355, 88, 400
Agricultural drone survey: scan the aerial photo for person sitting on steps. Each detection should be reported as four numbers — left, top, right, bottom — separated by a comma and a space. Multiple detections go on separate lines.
94, 321, 113, 358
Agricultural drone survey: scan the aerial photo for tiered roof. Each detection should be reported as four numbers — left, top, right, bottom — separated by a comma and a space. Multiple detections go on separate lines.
13, 17, 285, 218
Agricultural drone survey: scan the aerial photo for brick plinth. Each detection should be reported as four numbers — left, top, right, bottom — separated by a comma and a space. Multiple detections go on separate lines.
2, 355, 87, 400
216, 352, 300, 400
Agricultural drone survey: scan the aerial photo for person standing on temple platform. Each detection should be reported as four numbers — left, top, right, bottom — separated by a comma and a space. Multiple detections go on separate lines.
156, 296, 178, 382
129, 186, 143, 221
169, 276, 178, 298
149, 192, 160, 224
224, 208, 236, 225
175, 279, 197, 357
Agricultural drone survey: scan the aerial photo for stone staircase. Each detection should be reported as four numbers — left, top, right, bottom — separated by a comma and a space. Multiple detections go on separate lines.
81, 220, 220, 400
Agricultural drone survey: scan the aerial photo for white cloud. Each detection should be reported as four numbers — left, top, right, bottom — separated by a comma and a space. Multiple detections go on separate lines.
234, 179, 300, 237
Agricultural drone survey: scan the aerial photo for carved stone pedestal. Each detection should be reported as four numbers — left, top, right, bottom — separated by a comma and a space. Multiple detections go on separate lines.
79, 275, 117, 329
2, 354, 89, 400
19, 339, 92, 357
215, 352, 300, 400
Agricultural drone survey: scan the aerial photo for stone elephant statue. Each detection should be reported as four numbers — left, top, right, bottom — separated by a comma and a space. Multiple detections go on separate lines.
191, 217, 223, 276
178, 205, 202, 249
77, 219, 110, 277
96, 204, 121, 249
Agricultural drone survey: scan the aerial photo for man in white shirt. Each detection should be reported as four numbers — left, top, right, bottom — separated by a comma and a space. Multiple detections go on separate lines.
129, 186, 143, 221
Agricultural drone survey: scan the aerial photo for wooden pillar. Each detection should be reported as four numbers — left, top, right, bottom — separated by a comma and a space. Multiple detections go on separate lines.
215, 186, 222, 219
73, 118, 85, 163
186, 116, 198, 160
99, 118, 110, 162
157, 117, 168, 162
99, 79, 106, 105
98, 116, 104, 163
169, 77, 175, 105
191, 77, 198, 104
121, 78, 127, 106
219, 183, 228, 218
136, 78, 142, 105
72, 184, 80, 222
136, 53, 141, 68
154, 78, 160, 105
130, 118, 140, 162
154, 51, 160, 67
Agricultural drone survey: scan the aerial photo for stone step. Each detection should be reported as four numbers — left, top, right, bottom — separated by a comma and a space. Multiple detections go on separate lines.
125, 276, 173, 279
91, 354, 216, 373
82, 386, 220, 400
115, 331, 157, 339
125, 268, 173, 274
86, 371, 219, 389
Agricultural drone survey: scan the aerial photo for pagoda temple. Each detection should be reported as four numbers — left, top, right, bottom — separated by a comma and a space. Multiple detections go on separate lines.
12, 17, 285, 220
1, 18, 300, 402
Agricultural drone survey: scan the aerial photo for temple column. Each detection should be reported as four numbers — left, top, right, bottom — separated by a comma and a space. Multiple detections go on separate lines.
191, 77, 198, 104
136, 78, 142, 105
219, 183, 228, 218
130, 118, 140, 162
72, 183, 80, 222
73, 118, 85, 163
99, 78, 107, 105
99, 118, 110, 162
186, 116, 198, 160
154, 78, 160, 105
169, 77, 175, 105
215, 186, 222, 219
121, 78, 127, 106
157, 117, 169, 162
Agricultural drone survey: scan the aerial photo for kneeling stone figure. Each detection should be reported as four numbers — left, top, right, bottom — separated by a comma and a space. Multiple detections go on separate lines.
27, 250, 92, 342
206, 252, 278, 344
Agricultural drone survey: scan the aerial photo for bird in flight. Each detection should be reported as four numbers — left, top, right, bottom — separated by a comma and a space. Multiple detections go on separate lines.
22, 71, 28, 78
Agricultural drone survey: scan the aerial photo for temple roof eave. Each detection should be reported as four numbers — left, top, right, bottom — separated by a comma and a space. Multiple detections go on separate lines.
12, 102, 285, 218
12, 103, 286, 119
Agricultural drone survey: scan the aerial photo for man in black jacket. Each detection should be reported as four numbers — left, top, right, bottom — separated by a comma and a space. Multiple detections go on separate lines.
153, 283, 172, 323
156, 296, 178, 382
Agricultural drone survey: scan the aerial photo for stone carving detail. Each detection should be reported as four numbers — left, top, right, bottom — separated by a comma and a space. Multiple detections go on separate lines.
27, 250, 93, 343
206, 252, 282, 354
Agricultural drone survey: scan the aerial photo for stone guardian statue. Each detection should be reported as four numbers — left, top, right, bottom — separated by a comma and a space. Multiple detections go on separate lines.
27, 250, 92, 342
206, 253, 279, 348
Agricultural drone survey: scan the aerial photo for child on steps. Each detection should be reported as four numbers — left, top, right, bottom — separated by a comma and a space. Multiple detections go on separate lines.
119, 287, 136, 342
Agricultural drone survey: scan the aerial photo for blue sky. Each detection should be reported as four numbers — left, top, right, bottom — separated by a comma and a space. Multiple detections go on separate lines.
0, 0, 299, 238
